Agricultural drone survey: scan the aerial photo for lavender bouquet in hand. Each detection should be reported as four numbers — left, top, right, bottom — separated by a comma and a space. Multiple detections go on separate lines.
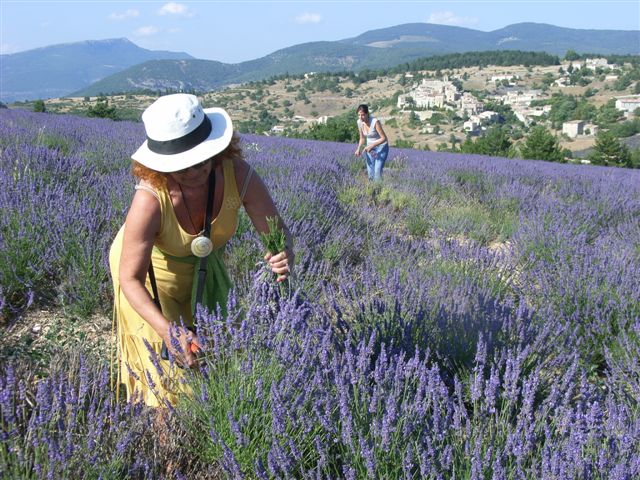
259, 216, 290, 298
259, 216, 287, 260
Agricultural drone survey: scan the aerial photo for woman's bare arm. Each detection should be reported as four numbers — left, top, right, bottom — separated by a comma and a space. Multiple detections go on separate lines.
355, 122, 365, 155
118, 190, 171, 338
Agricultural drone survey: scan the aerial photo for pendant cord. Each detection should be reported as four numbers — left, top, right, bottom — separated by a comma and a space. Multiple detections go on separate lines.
178, 182, 204, 235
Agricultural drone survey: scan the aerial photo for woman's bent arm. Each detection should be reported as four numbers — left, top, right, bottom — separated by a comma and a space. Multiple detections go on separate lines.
118, 190, 171, 339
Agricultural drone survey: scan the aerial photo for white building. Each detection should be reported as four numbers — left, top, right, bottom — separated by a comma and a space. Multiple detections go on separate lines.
561, 61, 583, 70
458, 92, 484, 115
615, 95, 640, 115
585, 58, 609, 69
478, 111, 499, 122
463, 119, 480, 133
414, 111, 433, 121
562, 120, 585, 138
502, 90, 540, 106
490, 74, 520, 84
583, 123, 599, 136
397, 79, 460, 109
464, 111, 498, 132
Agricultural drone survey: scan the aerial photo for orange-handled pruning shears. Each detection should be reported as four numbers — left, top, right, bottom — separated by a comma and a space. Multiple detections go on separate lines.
189, 339, 201, 354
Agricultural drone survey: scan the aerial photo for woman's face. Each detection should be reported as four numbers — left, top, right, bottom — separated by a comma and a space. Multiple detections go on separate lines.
169, 158, 214, 188
358, 109, 368, 122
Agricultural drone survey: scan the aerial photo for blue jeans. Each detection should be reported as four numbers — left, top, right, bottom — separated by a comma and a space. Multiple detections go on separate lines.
364, 143, 389, 182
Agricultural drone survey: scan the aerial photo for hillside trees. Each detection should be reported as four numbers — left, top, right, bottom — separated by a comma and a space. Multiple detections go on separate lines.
459, 127, 514, 157
564, 49, 581, 61
237, 109, 279, 134
482, 101, 521, 128
33, 100, 46, 113
408, 111, 421, 129
392, 51, 559, 74
608, 117, 640, 138
86, 96, 117, 120
303, 112, 359, 143
519, 126, 567, 162
596, 99, 622, 126
547, 94, 579, 128
589, 131, 632, 167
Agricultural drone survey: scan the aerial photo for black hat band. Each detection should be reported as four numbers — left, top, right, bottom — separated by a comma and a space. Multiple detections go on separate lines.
147, 115, 212, 155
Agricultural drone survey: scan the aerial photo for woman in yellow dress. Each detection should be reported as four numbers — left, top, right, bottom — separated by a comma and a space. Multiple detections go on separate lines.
109, 94, 293, 407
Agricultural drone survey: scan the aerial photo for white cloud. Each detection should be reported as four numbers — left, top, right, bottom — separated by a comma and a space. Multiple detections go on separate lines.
108, 9, 139, 21
158, 2, 193, 17
295, 12, 322, 25
427, 11, 478, 27
134, 26, 161, 37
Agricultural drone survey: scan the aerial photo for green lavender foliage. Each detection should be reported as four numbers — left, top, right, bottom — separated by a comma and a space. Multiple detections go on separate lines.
259, 216, 287, 255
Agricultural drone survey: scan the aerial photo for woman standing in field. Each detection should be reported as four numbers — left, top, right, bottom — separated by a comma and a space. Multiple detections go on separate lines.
354, 104, 389, 182
109, 93, 293, 407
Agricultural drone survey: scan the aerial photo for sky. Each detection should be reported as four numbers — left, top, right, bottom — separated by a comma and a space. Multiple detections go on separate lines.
1, 1, 639, 63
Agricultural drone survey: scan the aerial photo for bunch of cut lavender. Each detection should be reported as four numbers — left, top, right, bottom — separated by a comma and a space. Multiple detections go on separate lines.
259, 216, 287, 258
258, 216, 291, 298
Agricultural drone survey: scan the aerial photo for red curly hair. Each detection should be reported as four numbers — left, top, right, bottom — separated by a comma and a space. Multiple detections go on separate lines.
131, 133, 244, 189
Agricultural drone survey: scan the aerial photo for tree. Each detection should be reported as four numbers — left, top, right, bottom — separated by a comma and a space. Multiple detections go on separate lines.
589, 131, 632, 167
460, 127, 513, 157
519, 126, 566, 162
304, 113, 358, 143
408, 111, 420, 128
87, 97, 117, 120
33, 100, 46, 113
596, 99, 621, 126
548, 94, 579, 128
564, 50, 580, 61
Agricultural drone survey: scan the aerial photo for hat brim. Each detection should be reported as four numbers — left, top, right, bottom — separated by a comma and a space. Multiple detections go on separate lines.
131, 107, 233, 173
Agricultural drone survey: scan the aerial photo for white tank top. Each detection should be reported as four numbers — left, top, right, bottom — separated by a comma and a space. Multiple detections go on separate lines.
358, 117, 386, 146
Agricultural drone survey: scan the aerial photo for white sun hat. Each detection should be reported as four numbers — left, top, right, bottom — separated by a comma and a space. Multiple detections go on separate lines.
131, 93, 233, 173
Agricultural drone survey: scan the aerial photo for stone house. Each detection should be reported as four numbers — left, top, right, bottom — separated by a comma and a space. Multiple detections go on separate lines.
397, 79, 460, 109
562, 120, 585, 138
615, 95, 640, 116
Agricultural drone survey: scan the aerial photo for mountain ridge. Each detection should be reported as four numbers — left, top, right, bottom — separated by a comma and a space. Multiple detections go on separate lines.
1, 38, 193, 102
2, 22, 638, 101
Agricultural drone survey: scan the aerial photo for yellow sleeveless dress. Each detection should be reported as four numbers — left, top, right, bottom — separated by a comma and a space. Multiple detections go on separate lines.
109, 157, 244, 407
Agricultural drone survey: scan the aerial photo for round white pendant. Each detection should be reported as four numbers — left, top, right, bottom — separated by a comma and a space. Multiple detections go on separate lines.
191, 235, 213, 257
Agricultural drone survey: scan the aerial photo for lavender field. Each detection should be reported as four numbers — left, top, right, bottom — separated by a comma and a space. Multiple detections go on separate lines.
1, 108, 639, 479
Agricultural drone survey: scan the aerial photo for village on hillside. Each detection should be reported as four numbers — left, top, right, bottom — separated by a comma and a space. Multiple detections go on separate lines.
25, 55, 640, 164
389, 58, 639, 154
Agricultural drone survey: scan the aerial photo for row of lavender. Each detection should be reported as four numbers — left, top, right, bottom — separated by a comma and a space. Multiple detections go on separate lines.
1, 108, 639, 478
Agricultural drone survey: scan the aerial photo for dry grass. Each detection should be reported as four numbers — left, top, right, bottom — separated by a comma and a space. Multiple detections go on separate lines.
0, 307, 113, 370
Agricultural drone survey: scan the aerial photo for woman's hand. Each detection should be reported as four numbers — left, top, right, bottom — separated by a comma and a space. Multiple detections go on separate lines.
265, 248, 293, 282
163, 325, 200, 368
354, 147, 361, 156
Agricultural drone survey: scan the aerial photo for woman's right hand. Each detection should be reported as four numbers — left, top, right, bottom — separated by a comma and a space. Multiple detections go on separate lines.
163, 325, 200, 368
354, 148, 361, 156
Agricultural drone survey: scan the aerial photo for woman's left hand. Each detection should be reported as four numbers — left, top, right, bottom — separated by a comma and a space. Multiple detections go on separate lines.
265, 249, 293, 282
